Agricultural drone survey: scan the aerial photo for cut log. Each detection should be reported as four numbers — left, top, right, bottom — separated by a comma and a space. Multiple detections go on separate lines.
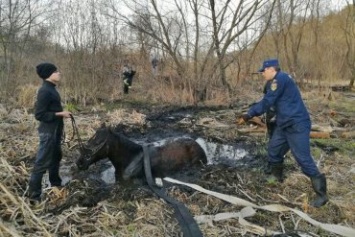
236, 116, 266, 127
249, 117, 266, 128
310, 131, 330, 139
238, 126, 266, 134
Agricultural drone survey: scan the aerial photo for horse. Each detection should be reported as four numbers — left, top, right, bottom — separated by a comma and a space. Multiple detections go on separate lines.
76, 124, 207, 184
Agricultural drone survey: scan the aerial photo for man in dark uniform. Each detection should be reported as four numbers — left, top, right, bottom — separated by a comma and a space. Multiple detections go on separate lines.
242, 59, 328, 208
28, 63, 72, 202
122, 64, 136, 94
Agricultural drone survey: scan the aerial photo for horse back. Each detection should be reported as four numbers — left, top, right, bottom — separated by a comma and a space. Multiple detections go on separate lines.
151, 138, 207, 173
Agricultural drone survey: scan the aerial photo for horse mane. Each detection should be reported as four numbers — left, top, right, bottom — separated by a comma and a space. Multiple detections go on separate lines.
107, 126, 143, 153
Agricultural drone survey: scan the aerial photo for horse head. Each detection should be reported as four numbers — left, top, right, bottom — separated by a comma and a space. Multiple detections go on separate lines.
76, 124, 110, 170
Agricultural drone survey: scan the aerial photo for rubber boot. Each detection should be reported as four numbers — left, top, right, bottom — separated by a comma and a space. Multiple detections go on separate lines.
310, 173, 329, 207
28, 172, 43, 202
266, 163, 283, 183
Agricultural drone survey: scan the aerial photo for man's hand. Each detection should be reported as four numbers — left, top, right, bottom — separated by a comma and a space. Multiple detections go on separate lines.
236, 114, 251, 125
241, 114, 251, 122
56, 111, 72, 118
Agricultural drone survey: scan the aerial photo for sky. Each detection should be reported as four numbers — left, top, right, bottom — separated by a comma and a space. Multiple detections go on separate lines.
329, 0, 349, 11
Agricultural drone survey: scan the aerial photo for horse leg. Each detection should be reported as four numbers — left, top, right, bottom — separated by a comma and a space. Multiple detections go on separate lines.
122, 152, 144, 180
115, 168, 141, 187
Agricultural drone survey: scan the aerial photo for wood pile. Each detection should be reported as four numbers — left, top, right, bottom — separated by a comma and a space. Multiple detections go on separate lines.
236, 109, 355, 139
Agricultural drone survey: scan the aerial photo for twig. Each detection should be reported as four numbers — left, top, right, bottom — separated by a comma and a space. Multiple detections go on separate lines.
237, 173, 244, 185
279, 214, 285, 233
238, 187, 256, 202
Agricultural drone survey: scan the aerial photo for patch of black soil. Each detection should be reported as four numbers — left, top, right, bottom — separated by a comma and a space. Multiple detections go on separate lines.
47, 179, 113, 214
60, 104, 267, 215
146, 105, 230, 120
113, 105, 242, 142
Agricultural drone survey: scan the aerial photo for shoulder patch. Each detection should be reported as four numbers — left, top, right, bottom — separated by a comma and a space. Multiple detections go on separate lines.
271, 79, 277, 91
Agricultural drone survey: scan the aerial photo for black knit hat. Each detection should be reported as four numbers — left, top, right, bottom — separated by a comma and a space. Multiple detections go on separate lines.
36, 63, 57, 79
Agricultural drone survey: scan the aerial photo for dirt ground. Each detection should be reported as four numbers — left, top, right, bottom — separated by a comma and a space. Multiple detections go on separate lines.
1, 91, 355, 237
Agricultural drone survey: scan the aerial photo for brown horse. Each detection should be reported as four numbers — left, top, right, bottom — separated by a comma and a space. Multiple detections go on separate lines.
76, 124, 207, 183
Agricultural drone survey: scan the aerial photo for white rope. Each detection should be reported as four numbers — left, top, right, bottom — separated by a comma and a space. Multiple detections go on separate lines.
164, 177, 355, 237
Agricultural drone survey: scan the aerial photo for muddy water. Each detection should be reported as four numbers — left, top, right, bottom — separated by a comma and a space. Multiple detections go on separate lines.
56, 137, 249, 185
195, 138, 248, 166
56, 107, 253, 185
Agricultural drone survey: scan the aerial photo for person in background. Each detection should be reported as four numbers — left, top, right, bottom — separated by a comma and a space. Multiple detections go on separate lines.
28, 62, 72, 202
241, 58, 328, 208
151, 56, 158, 75
122, 64, 136, 94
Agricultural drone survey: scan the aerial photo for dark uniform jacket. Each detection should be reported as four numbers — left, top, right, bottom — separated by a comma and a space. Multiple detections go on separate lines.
35, 81, 64, 134
122, 67, 136, 79
247, 71, 310, 128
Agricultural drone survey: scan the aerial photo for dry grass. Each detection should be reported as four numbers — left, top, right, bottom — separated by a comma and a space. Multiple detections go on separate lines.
15, 84, 38, 109
1, 91, 355, 236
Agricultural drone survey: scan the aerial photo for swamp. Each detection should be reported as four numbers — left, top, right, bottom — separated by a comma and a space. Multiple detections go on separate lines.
1, 89, 355, 237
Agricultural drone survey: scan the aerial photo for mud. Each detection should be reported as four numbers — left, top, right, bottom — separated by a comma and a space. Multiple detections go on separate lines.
53, 105, 266, 212
2, 100, 353, 236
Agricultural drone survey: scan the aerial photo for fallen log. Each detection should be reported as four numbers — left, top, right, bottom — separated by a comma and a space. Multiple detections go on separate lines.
331, 85, 352, 92
310, 131, 331, 139
238, 126, 266, 134
236, 116, 267, 127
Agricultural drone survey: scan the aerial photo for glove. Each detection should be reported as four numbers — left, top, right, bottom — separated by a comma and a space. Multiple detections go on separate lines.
241, 114, 251, 122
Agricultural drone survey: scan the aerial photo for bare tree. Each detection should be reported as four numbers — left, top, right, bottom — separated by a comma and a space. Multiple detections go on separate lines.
343, 0, 355, 87
103, 0, 203, 100
0, 0, 46, 92
0, 0, 348, 106
103, 0, 271, 100
208, 0, 274, 94
309, 0, 322, 89
58, 0, 111, 104
245, 1, 277, 76
268, 0, 313, 87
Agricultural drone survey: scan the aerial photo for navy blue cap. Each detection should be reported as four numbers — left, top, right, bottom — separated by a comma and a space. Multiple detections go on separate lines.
258, 59, 279, 72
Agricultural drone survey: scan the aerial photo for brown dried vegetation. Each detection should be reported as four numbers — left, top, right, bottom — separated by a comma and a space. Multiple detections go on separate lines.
1, 89, 355, 236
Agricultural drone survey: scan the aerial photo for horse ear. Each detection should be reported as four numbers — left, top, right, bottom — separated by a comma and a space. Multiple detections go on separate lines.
100, 122, 106, 128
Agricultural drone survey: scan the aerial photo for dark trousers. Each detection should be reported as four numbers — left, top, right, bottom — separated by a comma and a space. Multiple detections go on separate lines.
123, 84, 130, 94
28, 132, 62, 199
268, 121, 320, 177
123, 77, 133, 94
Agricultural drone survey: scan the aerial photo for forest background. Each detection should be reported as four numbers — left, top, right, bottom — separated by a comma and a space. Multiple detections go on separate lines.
0, 0, 354, 109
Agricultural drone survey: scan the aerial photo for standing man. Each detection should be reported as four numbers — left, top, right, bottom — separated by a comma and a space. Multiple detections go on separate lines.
151, 56, 158, 75
28, 62, 72, 202
242, 59, 328, 208
122, 64, 136, 94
